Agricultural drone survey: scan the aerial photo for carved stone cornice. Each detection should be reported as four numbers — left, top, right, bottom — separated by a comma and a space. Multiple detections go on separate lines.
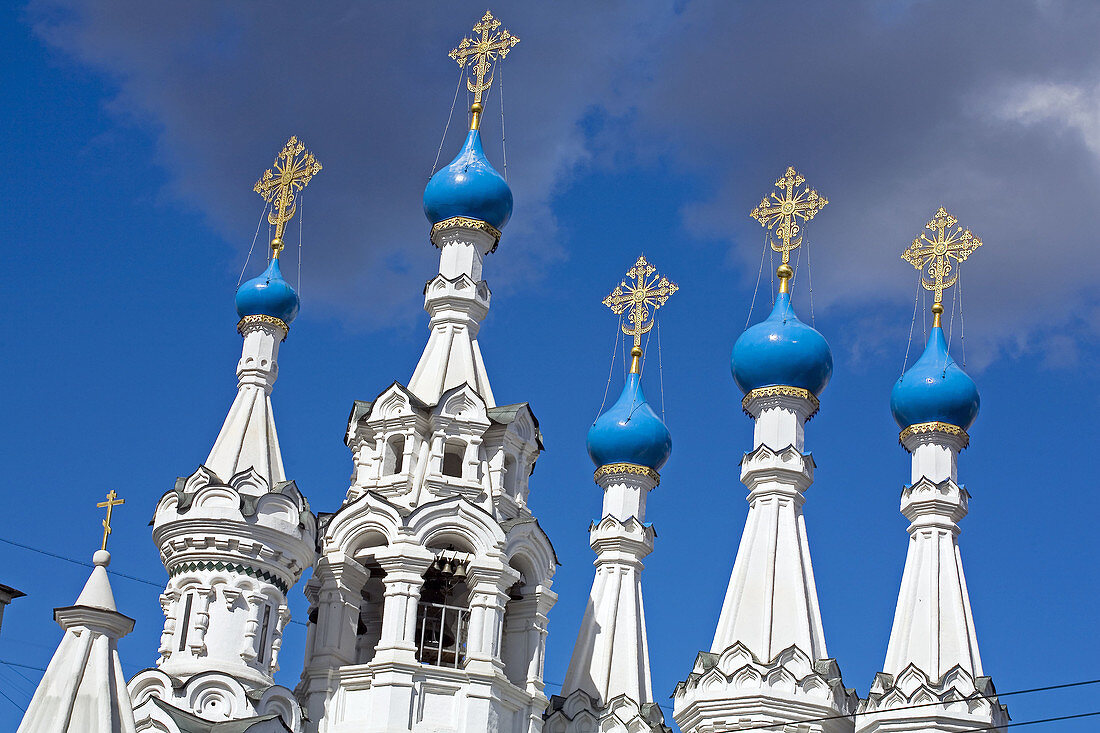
593, 462, 660, 485
236, 314, 289, 341
430, 216, 502, 252
899, 420, 970, 449
742, 385, 820, 418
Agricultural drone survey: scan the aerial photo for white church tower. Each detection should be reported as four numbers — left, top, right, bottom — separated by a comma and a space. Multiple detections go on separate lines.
126, 138, 322, 732
673, 168, 856, 733
17, 496, 137, 733
545, 257, 677, 733
296, 12, 557, 732
855, 209, 1007, 733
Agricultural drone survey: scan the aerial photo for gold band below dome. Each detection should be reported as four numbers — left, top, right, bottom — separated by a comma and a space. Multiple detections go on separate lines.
430, 216, 502, 253
899, 421, 969, 448
742, 386, 820, 418
237, 314, 288, 341
593, 463, 661, 485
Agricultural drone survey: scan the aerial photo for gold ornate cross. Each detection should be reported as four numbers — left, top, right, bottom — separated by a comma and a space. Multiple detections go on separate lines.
96, 489, 125, 552
449, 10, 520, 130
901, 207, 982, 327
750, 166, 828, 292
254, 137, 322, 257
602, 256, 678, 373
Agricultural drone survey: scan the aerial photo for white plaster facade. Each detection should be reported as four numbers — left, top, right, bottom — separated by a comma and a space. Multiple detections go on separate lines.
296, 220, 558, 733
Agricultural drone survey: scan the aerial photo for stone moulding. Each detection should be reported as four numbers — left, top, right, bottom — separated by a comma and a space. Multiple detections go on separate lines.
167, 560, 290, 595
858, 663, 1008, 729
898, 420, 970, 448
593, 462, 661, 485
742, 385, 820, 419
674, 642, 857, 714
545, 689, 672, 733
236, 313, 289, 341
430, 215, 502, 251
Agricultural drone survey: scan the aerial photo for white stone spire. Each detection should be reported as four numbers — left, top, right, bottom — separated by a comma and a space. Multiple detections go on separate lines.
856, 426, 1008, 732
673, 390, 854, 733
407, 224, 497, 407
205, 316, 288, 485
17, 550, 138, 733
547, 465, 669, 733
709, 392, 826, 659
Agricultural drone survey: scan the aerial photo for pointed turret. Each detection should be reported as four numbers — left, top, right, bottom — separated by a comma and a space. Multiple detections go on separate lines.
126, 139, 318, 733
548, 257, 676, 733
674, 168, 855, 733
18, 500, 137, 733
856, 209, 1007, 733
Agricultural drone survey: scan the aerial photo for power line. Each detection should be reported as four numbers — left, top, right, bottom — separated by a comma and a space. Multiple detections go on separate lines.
729, 676, 1100, 732
0, 537, 161, 588
0, 536, 307, 626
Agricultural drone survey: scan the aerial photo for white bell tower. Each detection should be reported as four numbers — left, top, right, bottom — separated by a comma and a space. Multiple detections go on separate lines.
298, 16, 557, 731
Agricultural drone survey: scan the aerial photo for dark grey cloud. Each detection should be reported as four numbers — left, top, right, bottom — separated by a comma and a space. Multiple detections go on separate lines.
617, 0, 1100, 366
27, 0, 1100, 365
27, 0, 672, 324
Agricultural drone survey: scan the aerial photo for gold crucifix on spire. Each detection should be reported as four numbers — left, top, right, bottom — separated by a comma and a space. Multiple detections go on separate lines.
254, 136, 322, 258
449, 10, 520, 131
750, 166, 828, 294
96, 489, 125, 552
902, 207, 983, 328
602, 255, 678, 374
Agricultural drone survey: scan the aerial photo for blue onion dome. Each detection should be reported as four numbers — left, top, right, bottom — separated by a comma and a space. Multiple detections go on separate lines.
890, 325, 979, 431
235, 256, 299, 324
587, 370, 672, 471
731, 292, 833, 396
423, 128, 513, 230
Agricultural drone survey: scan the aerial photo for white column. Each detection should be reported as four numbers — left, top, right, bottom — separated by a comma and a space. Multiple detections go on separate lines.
309, 553, 370, 667
187, 586, 216, 657
465, 563, 517, 672
373, 553, 433, 662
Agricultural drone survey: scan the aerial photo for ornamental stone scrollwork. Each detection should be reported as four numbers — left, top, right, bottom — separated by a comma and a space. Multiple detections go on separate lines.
236, 314, 289, 340
168, 560, 290, 595
898, 420, 970, 448
742, 385, 820, 417
430, 215, 503, 250
592, 462, 660, 485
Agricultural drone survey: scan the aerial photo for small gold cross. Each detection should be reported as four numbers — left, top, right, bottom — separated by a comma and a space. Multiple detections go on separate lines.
449, 11, 520, 130
901, 207, 983, 326
254, 137, 322, 257
96, 489, 125, 552
750, 166, 828, 292
602, 256, 678, 373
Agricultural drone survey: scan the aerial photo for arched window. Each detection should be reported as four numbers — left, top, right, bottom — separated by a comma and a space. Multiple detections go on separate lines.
442, 440, 464, 478
415, 557, 470, 668
383, 435, 405, 475
503, 454, 518, 495
501, 558, 534, 686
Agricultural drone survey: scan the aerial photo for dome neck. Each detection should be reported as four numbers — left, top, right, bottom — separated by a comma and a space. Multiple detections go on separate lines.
629, 346, 643, 375
469, 102, 483, 131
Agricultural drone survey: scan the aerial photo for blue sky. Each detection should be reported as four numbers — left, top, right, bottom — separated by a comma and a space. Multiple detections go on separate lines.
3, 1, 1100, 730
